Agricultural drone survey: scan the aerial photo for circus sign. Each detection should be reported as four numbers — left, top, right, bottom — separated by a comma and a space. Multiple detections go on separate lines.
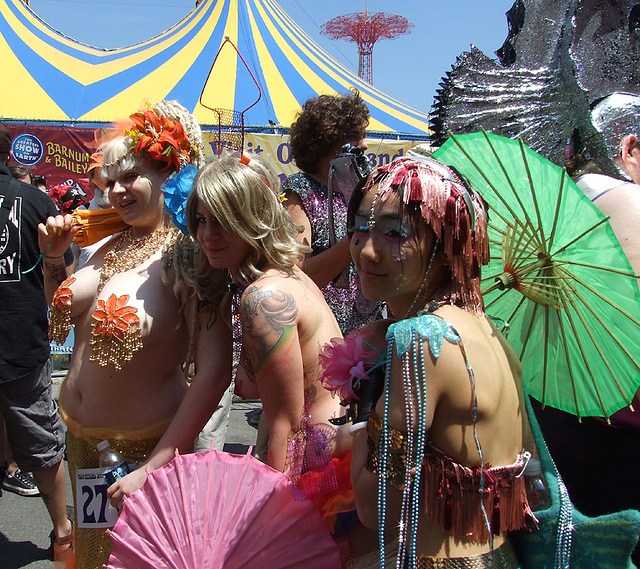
6, 125, 96, 192
5, 124, 424, 195
11, 133, 45, 167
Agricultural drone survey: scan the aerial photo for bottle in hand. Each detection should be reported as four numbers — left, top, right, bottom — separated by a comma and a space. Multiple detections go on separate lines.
97, 440, 131, 486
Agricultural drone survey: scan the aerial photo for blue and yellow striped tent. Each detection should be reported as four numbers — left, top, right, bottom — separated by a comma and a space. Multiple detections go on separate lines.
0, 0, 430, 137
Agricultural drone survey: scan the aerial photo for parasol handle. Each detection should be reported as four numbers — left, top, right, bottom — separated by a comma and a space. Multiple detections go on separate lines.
481, 272, 516, 296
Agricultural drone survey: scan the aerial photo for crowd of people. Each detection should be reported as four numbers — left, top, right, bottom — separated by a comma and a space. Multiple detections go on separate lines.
1, 89, 640, 569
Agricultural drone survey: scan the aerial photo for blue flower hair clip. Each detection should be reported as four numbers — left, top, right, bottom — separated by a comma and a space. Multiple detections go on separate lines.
163, 163, 198, 235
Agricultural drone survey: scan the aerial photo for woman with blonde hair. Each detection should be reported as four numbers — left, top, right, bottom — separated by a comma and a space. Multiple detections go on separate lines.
39, 100, 233, 569
186, 153, 346, 473
108, 152, 377, 566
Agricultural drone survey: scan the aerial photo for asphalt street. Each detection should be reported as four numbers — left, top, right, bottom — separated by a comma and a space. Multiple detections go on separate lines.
0, 370, 261, 569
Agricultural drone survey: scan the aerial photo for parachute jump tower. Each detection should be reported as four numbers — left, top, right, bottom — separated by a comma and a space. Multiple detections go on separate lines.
321, 5, 413, 84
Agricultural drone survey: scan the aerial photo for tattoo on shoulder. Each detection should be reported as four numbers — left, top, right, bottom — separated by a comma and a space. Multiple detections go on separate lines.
240, 285, 298, 364
44, 261, 68, 287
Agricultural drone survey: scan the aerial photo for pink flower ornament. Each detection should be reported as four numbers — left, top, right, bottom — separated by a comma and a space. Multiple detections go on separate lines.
318, 330, 376, 403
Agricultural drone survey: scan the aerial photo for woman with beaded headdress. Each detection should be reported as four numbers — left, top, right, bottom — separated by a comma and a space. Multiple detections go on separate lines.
38, 100, 233, 569
326, 152, 538, 568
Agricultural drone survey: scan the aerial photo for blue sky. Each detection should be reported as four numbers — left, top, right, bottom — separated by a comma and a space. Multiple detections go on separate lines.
28, 0, 514, 114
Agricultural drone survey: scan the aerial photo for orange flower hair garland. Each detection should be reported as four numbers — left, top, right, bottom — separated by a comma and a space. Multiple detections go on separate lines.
122, 108, 194, 172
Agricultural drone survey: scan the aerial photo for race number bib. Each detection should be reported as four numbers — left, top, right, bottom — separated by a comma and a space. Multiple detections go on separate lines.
75, 468, 118, 528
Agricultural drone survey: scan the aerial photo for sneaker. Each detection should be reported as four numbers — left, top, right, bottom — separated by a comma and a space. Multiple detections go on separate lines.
2, 469, 41, 497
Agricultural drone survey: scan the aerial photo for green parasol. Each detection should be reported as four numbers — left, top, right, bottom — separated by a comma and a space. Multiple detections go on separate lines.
434, 131, 640, 420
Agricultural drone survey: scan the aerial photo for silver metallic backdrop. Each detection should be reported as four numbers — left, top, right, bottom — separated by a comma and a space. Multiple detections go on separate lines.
431, 0, 640, 180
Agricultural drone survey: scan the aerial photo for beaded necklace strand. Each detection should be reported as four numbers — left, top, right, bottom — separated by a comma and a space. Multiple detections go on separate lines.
378, 307, 492, 569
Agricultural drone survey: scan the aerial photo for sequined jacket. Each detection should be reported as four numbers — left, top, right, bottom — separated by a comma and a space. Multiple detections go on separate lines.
282, 172, 382, 334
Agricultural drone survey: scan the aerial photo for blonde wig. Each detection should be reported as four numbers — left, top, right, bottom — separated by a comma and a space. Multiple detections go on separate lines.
186, 154, 309, 290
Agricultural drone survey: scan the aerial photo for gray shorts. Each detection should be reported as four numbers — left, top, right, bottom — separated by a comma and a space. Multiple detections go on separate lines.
0, 359, 66, 470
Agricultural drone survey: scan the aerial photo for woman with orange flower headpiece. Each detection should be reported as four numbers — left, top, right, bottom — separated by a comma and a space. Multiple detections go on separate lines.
38, 100, 233, 569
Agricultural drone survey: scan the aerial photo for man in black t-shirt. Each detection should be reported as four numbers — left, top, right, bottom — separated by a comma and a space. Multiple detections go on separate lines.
0, 122, 74, 563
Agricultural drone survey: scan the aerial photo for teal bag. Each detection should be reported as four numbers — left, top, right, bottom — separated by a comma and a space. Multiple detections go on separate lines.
510, 395, 640, 569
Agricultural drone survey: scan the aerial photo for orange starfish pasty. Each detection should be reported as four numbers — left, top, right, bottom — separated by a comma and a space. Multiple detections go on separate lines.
92, 294, 140, 342
52, 276, 76, 314
49, 276, 77, 344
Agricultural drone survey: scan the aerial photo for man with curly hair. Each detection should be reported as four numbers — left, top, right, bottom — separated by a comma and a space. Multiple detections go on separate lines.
283, 91, 383, 335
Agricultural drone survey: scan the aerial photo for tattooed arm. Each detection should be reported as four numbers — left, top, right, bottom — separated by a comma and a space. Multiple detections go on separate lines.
42, 259, 68, 304
108, 294, 233, 505
240, 281, 305, 472
38, 214, 79, 302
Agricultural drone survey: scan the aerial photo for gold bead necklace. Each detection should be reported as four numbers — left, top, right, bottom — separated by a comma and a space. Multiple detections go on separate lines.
98, 227, 171, 294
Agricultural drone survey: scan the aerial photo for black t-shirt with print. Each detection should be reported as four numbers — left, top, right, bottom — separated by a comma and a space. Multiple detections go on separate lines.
0, 164, 58, 382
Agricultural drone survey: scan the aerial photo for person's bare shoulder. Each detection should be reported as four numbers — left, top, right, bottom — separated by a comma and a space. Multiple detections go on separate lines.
422, 305, 502, 394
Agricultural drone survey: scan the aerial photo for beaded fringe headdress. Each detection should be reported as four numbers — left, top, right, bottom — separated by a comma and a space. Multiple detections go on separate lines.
363, 154, 490, 315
